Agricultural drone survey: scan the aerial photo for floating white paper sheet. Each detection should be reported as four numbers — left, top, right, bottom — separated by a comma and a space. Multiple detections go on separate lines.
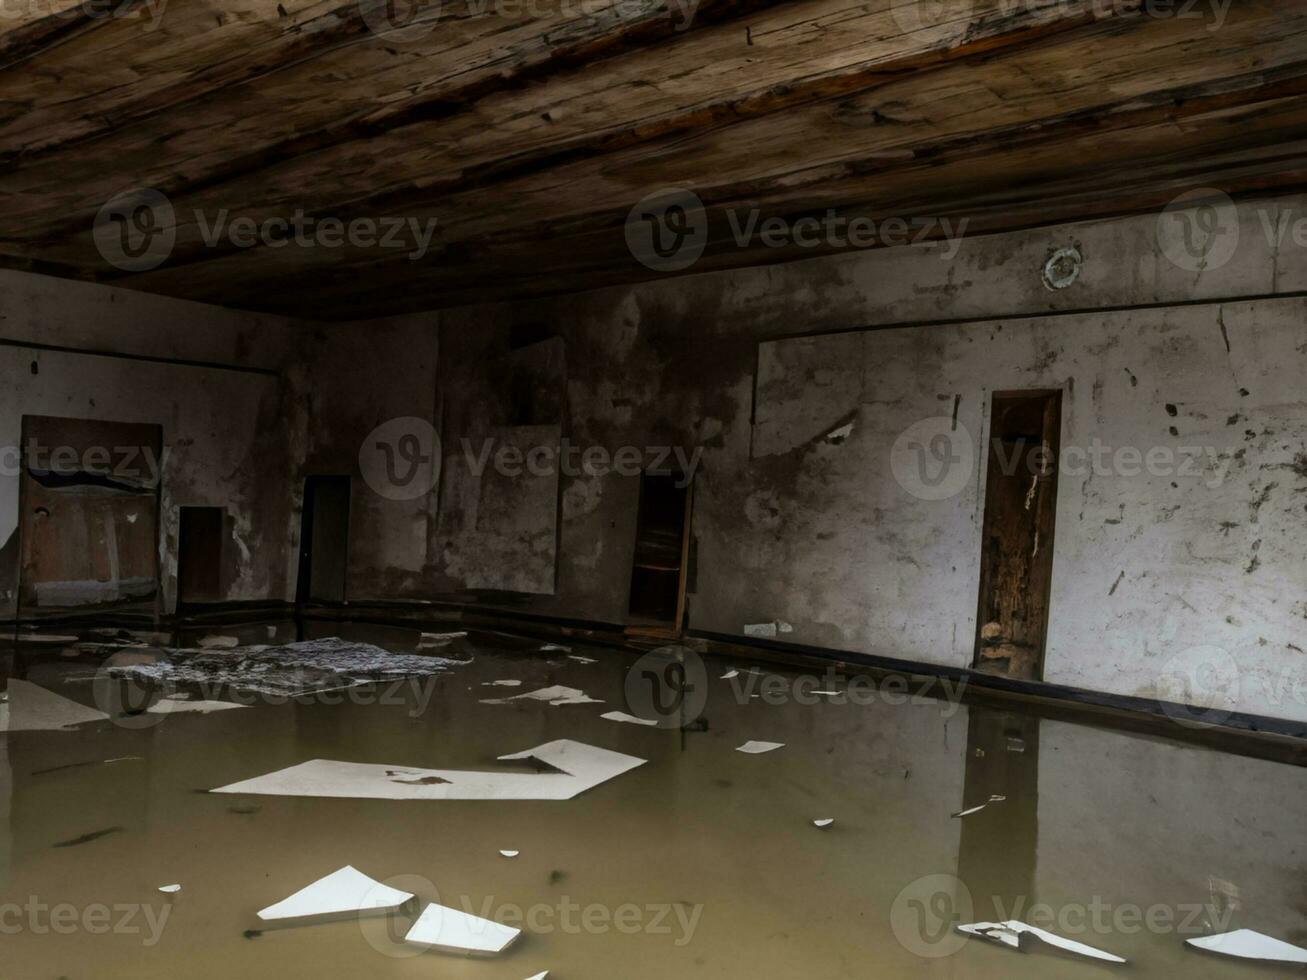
481, 685, 603, 707
736, 741, 784, 754
813, 818, 834, 828
484, 680, 523, 687
721, 670, 740, 679
524, 973, 549, 980
213, 739, 646, 801
601, 711, 658, 727
404, 902, 520, 955
0, 679, 110, 732
957, 921, 1125, 963
540, 644, 571, 653
567, 655, 597, 664
499, 850, 519, 858
1187, 929, 1307, 964
158, 884, 182, 894
257, 866, 413, 925
147, 698, 247, 715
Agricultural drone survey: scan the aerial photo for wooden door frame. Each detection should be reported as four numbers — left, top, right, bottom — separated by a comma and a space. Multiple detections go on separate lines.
972, 388, 1063, 679
625, 470, 694, 642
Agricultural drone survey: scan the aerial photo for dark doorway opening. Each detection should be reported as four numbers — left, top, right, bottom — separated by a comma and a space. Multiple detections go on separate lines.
177, 506, 224, 606
297, 476, 351, 605
974, 390, 1062, 680
627, 471, 692, 633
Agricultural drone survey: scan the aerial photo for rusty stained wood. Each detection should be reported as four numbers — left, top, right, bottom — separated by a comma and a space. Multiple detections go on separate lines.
0, 0, 1304, 316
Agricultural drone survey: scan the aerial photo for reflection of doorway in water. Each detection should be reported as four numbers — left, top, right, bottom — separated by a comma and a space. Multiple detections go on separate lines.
956, 707, 1040, 923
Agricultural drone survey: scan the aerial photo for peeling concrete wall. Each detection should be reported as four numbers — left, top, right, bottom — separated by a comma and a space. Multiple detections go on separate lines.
291, 314, 439, 600
437, 194, 1307, 722
0, 270, 302, 615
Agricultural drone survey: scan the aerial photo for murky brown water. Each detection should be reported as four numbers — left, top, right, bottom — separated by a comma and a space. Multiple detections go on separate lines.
1, 620, 1304, 978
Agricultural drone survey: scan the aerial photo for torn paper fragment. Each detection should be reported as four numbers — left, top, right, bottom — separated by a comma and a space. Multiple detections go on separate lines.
197, 635, 240, 649
957, 921, 1125, 963
736, 740, 784, 754
952, 795, 1006, 818
743, 623, 778, 638
0, 679, 110, 732
257, 866, 413, 925
213, 739, 646, 801
146, 698, 247, 715
482, 685, 602, 707
721, 670, 739, 680
601, 711, 658, 727
813, 819, 834, 828
499, 850, 519, 859
404, 902, 521, 955
1186, 929, 1307, 964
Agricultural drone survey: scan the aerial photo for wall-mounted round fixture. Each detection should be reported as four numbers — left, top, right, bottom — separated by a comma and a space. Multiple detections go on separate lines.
1042, 245, 1083, 290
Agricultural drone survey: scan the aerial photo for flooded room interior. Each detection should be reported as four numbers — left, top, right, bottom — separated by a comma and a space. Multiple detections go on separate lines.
0, 0, 1306, 976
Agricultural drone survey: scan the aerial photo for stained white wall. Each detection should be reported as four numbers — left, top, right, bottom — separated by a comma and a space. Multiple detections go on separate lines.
440, 192, 1307, 723
0, 270, 303, 615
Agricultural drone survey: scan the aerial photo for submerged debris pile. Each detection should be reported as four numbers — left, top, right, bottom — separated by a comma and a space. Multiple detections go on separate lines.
107, 636, 468, 698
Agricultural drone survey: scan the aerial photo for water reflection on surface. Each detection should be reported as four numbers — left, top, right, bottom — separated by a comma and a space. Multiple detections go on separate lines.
0, 620, 1303, 978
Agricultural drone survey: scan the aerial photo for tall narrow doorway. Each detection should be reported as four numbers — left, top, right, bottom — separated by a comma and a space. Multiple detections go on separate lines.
974, 390, 1062, 680
297, 476, 351, 604
627, 471, 693, 637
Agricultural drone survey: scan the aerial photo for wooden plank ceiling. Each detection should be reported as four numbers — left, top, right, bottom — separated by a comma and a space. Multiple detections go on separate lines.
1, 0, 1305, 319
